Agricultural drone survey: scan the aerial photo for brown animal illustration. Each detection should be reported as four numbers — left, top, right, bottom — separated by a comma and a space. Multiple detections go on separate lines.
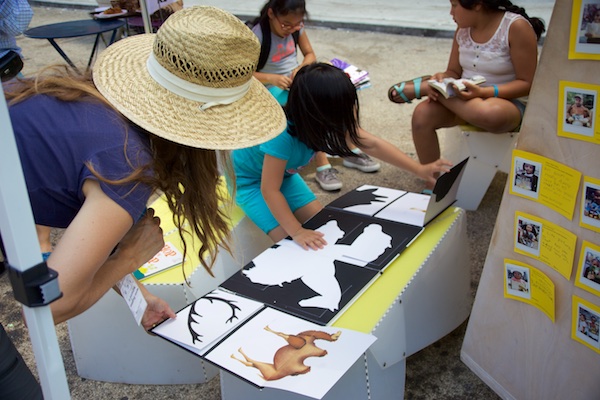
231, 325, 342, 381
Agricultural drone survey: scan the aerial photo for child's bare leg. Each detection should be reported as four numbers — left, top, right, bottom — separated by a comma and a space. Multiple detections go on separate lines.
293, 200, 323, 225
266, 200, 324, 243
439, 97, 522, 133
314, 151, 330, 169
412, 100, 462, 166
36, 225, 52, 254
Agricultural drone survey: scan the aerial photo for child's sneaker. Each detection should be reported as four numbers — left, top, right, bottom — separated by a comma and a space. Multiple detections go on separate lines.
342, 153, 381, 172
315, 167, 343, 191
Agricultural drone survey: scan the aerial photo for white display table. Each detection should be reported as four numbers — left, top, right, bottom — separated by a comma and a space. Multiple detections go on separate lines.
221, 207, 471, 400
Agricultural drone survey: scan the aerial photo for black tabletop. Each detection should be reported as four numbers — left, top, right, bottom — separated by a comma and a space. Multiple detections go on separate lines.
24, 19, 125, 40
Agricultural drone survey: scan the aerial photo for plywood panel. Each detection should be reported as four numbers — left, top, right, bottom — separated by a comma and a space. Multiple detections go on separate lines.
461, 0, 600, 398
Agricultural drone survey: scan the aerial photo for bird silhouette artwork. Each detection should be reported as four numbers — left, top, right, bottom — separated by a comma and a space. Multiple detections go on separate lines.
242, 220, 392, 312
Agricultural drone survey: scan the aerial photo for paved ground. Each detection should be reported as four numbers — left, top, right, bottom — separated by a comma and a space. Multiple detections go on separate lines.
35, 0, 555, 37
1, 2, 554, 399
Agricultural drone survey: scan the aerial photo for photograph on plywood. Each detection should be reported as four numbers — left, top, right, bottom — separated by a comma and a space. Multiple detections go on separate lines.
505, 264, 531, 300
569, 0, 600, 59
515, 217, 542, 257
581, 177, 600, 232
575, 241, 600, 297
572, 296, 600, 353
512, 157, 542, 199
558, 81, 599, 143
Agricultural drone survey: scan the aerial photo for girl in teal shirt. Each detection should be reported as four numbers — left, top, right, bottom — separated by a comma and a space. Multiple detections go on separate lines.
232, 63, 452, 251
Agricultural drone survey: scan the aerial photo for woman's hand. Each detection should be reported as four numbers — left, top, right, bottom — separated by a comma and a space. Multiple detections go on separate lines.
141, 292, 177, 331
115, 208, 164, 274
419, 158, 453, 186
292, 227, 327, 251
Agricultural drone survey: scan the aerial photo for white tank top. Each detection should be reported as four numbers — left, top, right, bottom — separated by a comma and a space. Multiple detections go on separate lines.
457, 12, 527, 86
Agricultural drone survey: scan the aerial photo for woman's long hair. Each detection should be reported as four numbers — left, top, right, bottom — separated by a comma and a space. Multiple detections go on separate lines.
5, 66, 233, 279
459, 0, 546, 39
285, 62, 362, 157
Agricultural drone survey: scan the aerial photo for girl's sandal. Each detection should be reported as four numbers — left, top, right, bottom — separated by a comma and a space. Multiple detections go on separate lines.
388, 75, 432, 104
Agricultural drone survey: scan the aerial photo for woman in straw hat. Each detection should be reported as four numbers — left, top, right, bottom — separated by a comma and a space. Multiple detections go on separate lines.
4, 6, 286, 330
231, 62, 452, 251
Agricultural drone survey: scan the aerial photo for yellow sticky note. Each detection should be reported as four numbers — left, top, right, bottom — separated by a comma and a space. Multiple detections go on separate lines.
504, 259, 555, 322
510, 149, 582, 220
514, 211, 577, 280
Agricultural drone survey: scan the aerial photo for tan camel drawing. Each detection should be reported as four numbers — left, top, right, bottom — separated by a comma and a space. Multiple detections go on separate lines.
231, 326, 342, 381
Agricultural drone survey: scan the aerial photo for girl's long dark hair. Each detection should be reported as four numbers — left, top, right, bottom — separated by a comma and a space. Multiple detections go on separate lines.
459, 0, 545, 39
285, 63, 361, 157
252, 0, 307, 26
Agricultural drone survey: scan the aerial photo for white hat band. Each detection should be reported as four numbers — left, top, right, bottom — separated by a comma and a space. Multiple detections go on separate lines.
146, 53, 251, 110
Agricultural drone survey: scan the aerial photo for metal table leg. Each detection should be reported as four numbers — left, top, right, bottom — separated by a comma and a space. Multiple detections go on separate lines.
46, 38, 77, 71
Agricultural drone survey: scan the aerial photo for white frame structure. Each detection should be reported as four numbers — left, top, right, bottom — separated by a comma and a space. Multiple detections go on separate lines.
0, 88, 70, 399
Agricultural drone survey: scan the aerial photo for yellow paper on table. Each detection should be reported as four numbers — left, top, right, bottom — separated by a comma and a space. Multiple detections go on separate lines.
333, 207, 462, 333
509, 149, 582, 220
580, 176, 600, 233
574, 240, 600, 297
557, 81, 600, 144
571, 295, 600, 354
514, 211, 577, 280
504, 259, 555, 322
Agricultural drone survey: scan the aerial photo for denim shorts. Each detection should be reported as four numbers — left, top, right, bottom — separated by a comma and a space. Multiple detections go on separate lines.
511, 99, 526, 119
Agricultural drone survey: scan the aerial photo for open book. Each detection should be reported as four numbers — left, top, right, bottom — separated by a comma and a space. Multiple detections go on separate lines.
151, 289, 376, 400
133, 241, 183, 280
330, 58, 371, 90
427, 75, 486, 99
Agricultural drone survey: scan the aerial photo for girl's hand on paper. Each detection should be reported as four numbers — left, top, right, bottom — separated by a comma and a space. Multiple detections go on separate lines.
419, 158, 453, 186
292, 227, 327, 251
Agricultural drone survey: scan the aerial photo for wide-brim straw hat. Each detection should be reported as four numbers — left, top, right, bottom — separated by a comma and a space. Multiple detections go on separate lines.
93, 6, 286, 150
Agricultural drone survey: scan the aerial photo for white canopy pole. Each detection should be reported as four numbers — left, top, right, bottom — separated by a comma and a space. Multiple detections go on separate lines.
0, 89, 70, 399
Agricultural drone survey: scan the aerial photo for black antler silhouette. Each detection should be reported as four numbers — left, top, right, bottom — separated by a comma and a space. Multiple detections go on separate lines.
187, 292, 243, 344
187, 305, 204, 344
